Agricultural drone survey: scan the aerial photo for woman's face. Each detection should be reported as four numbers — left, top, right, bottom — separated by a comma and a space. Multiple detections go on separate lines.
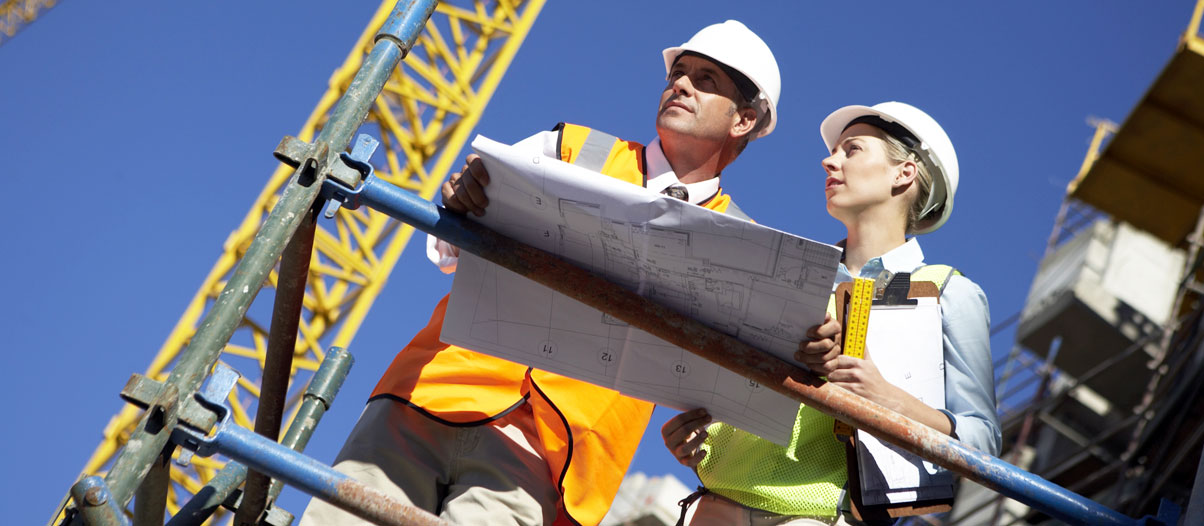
822, 123, 903, 222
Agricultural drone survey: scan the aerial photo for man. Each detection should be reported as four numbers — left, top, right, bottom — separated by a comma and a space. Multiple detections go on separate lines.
299, 20, 781, 526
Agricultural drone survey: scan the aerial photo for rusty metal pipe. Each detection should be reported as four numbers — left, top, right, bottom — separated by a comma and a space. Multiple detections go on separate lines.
166, 349, 353, 526
80, 0, 439, 515
234, 203, 319, 525
343, 173, 1148, 526
183, 419, 449, 526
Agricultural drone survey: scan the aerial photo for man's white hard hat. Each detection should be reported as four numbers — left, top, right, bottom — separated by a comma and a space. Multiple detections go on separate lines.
820, 102, 960, 234
662, 20, 781, 139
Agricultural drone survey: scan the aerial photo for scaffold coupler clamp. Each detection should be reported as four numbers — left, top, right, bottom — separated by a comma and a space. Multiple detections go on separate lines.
273, 133, 381, 219
168, 363, 242, 459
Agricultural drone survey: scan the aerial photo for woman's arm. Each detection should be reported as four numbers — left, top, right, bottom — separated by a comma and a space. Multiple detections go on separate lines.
936, 275, 1002, 455
797, 317, 954, 435
796, 277, 1001, 451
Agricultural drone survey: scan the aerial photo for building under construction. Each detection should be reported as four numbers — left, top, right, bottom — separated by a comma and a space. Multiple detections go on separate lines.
16, 0, 1203, 524
939, 4, 1204, 525
601, 3, 1204, 525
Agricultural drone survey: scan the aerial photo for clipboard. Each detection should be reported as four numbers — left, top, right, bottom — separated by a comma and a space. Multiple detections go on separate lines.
833, 273, 953, 521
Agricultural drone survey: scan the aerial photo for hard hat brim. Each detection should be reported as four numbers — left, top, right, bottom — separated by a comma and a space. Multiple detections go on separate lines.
662, 46, 777, 138
819, 104, 954, 234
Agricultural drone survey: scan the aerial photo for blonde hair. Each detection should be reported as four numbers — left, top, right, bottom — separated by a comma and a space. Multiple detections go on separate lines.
880, 133, 933, 234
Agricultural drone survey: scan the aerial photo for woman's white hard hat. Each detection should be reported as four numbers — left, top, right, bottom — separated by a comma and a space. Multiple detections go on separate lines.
820, 102, 959, 234
662, 20, 781, 139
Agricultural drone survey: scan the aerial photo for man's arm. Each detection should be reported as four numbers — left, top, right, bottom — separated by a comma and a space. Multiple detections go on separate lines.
425, 130, 560, 270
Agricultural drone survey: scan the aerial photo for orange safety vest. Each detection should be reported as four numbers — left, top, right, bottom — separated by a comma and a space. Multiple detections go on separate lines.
372, 123, 746, 526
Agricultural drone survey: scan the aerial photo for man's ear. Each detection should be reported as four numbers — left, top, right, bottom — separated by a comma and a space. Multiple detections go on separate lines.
730, 106, 759, 139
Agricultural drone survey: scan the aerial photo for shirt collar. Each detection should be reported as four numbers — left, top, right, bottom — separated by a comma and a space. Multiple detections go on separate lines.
836, 238, 926, 283
644, 137, 721, 205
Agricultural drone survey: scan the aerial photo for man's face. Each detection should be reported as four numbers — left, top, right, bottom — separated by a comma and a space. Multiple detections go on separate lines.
656, 54, 746, 144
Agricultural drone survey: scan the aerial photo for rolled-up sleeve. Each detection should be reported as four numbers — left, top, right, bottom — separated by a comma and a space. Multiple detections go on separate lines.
940, 275, 1002, 456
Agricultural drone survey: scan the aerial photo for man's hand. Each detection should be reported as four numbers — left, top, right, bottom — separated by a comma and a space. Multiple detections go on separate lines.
441, 153, 491, 216
661, 408, 712, 468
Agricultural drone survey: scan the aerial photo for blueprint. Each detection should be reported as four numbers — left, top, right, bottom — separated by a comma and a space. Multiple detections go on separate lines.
440, 136, 842, 445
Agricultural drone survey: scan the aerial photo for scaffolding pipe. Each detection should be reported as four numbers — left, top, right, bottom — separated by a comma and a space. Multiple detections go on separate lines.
75, 0, 439, 515
175, 395, 448, 526
234, 202, 319, 526
165, 348, 353, 526
333, 173, 1172, 526
70, 477, 130, 526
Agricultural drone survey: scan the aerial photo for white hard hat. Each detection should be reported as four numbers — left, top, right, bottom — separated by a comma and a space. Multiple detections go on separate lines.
662, 20, 781, 139
820, 102, 959, 234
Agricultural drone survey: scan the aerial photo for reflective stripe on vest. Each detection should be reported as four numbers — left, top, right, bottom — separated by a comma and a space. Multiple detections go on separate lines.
563, 126, 619, 172
698, 264, 960, 517
372, 123, 745, 526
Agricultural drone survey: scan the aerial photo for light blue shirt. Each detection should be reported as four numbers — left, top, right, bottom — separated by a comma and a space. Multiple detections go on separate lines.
835, 238, 1002, 456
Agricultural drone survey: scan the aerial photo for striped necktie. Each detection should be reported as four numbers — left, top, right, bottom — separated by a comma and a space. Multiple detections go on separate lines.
662, 185, 689, 202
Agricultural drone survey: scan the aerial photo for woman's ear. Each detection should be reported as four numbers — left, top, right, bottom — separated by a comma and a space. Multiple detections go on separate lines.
893, 159, 918, 189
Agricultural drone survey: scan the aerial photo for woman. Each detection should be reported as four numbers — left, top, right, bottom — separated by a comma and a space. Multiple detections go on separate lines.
662, 102, 1000, 526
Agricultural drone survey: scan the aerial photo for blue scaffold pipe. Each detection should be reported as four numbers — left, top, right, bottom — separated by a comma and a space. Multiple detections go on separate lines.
79, 1, 440, 516
315, 0, 437, 151
375, 0, 438, 54
958, 445, 1135, 525
334, 174, 1176, 526
188, 423, 448, 526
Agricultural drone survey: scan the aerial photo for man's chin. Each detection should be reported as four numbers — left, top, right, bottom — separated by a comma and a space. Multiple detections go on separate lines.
655, 118, 693, 138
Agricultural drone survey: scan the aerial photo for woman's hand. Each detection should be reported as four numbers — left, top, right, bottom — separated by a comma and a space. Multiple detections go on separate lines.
795, 314, 903, 411
823, 349, 904, 410
795, 313, 843, 372
661, 408, 712, 468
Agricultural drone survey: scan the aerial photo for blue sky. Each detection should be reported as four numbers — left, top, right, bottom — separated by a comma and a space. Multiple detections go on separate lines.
1, 1, 1196, 522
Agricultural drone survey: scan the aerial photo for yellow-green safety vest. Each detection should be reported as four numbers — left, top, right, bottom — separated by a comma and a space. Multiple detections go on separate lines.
696, 264, 961, 517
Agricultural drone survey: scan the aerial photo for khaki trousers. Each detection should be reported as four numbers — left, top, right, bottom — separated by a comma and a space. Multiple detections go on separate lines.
298, 398, 558, 526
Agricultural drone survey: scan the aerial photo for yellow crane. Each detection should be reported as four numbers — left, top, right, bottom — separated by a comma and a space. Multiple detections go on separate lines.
64, 0, 546, 520
0, 0, 57, 45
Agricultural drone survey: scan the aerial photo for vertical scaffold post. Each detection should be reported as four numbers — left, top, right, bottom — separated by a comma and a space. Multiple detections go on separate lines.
235, 202, 319, 525
68, 0, 439, 519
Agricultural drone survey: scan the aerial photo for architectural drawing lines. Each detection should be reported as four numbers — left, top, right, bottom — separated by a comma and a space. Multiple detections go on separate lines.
441, 136, 843, 445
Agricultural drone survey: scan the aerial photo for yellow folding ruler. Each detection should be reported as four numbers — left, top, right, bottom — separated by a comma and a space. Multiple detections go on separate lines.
834, 277, 874, 440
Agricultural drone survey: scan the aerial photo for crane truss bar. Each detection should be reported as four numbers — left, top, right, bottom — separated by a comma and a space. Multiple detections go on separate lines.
0, 0, 57, 45
66, 0, 545, 521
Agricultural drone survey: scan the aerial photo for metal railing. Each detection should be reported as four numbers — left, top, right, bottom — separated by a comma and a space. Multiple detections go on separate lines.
55, 1, 1189, 524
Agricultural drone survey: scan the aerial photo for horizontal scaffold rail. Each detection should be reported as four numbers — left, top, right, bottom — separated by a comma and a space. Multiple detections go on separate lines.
322, 167, 1179, 526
